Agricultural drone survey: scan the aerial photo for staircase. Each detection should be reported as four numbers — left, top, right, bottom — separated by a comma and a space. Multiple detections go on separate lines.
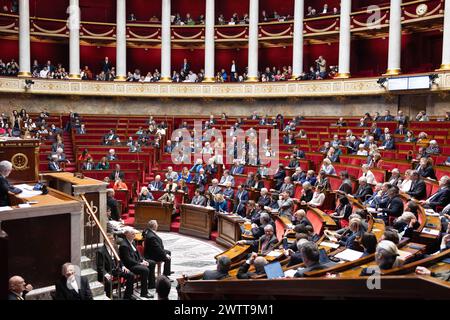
63, 130, 76, 173
80, 253, 109, 300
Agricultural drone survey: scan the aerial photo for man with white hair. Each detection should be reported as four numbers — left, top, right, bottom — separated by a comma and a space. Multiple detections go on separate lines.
420, 175, 450, 211
148, 175, 164, 191
237, 252, 268, 279
165, 166, 178, 181
119, 227, 155, 299
144, 220, 172, 278
54, 263, 93, 300
106, 148, 118, 161
257, 188, 271, 207
219, 169, 235, 187
193, 168, 207, 193
352, 176, 373, 202
360, 240, 402, 276
425, 140, 440, 155
222, 181, 235, 200
0, 160, 22, 206
8, 275, 33, 300
237, 224, 278, 255
48, 154, 62, 171
388, 168, 402, 187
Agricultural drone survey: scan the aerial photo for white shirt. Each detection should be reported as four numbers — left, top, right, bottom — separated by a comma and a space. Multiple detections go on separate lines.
400, 180, 412, 193
308, 192, 325, 207
39, 69, 49, 78
231, 63, 236, 73
362, 170, 376, 185
67, 277, 79, 293
128, 239, 136, 252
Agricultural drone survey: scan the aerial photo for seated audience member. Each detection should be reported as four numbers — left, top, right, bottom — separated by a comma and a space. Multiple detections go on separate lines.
230, 159, 245, 175
292, 167, 306, 184
165, 166, 178, 181
300, 182, 314, 203
82, 157, 95, 170
178, 167, 192, 183
352, 177, 373, 202
378, 187, 404, 220
106, 148, 118, 161
214, 193, 228, 213
361, 232, 377, 256
48, 154, 63, 171
278, 191, 294, 218
321, 158, 336, 175
338, 218, 365, 249
420, 175, 450, 210
360, 240, 402, 275
237, 252, 268, 279
307, 185, 326, 208
330, 196, 353, 227
237, 224, 278, 255
119, 228, 156, 298
388, 168, 402, 187
54, 263, 93, 300
8, 276, 33, 300
393, 211, 419, 237
399, 169, 413, 193
193, 168, 207, 192
360, 164, 377, 185
278, 176, 294, 197
96, 233, 135, 300
425, 140, 440, 155
222, 181, 235, 201
219, 169, 235, 186
292, 241, 334, 277
109, 164, 125, 181
139, 187, 154, 201
416, 266, 450, 282
202, 256, 231, 280
156, 275, 172, 300
381, 228, 400, 244
233, 184, 249, 216
106, 189, 121, 221
292, 209, 312, 227
191, 189, 207, 206
415, 157, 436, 180
302, 170, 317, 186
338, 171, 353, 194
96, 157, 110, 170
143, 220, 172, 277
148, 175, 164, 191
113, 178, 128, 190
406, 171, 427, 200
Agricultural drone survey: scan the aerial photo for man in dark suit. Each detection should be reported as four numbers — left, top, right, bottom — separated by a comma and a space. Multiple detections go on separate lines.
421, 175, 450, 211
0, 160, 22, 206
181, 58, 190, 74
233, 184, 249, 216
380, 134, 395, 150
352, 177, 373, 202
238, 224, 278, 255
407, 171, 427, 200
143, 220, 172, 277
293, 242, 335, 277
96, 233, 135, 299
257, 188, 271, 207
395, 110, 408, 126
48, 154, 62, 171
148, 175, 164, 191
273, 163, 286, 190
107, 189, 121, 221
291, 146, 305, 159
278, 176, 294, 197
237, 253, 267, 279
109, 164, 125, 181
230, 160, 244, 175
54, 263, 93, 300
8, 276, 33, 300
76, 123, 86, 134
381, 110, 394, 121
202, 256, 231, 280
101, 56, 112, 73
193, 168, 207, 193
191, 189, 207, 206
119, 228, 155, 298
338, 171, 353, 194
379, 187, 404, 219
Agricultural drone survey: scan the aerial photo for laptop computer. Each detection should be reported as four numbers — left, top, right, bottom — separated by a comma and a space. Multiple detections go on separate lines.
264, 261, 285, 279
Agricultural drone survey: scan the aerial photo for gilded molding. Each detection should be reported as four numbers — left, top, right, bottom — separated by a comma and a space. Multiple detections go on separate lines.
0, 73, 448, 99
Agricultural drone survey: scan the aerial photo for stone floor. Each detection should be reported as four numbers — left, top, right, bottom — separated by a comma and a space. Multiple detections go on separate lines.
130, 232, 223, 300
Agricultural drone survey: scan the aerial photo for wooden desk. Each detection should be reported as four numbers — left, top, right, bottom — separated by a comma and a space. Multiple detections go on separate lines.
40, 172, 108, 246
179, 204, 215, 239
216, 213, 245, 247
0, 187, 83, 300
0, 138, 39, 183
134, 201, 173, 231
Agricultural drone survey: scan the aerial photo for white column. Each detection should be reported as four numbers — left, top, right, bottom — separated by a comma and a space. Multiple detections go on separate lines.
18, 0, 31, 77
386, 0, 402, 75
292, 0, 304, 79
161, 0, 171, 81
247, 0, 259, 81
204, 0, 215, 82
439, 0, 450, 70
336, 0, 351, 78
68, 0, 80, 78
115, 0, 127, 80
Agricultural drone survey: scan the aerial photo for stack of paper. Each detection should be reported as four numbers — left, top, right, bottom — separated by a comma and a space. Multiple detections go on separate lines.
320, 241, 340, 249
266, 250, 282, 258
334, 249, 364, 261
284, 269, 297, 278
422, 228, 440, 236
0, 206, 13, 212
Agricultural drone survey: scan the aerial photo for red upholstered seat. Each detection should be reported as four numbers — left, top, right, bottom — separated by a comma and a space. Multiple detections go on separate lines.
306, 210, 323, 235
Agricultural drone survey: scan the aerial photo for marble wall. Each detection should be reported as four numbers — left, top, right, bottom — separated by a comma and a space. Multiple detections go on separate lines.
0, 92, 448, 117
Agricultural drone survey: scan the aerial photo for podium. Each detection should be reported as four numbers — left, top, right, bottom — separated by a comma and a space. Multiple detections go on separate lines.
216, 213, 245, 247
0, 187, 83, 299
134, 201, 174, 231
179, 204, 215, 239
40, 172, 108, 246
0, 138, 39, 183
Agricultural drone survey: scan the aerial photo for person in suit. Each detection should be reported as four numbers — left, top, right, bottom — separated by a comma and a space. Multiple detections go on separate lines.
407, 171, 427, 200
109, 164, 125, 181
338, 171, 353, 194
193, 168, 207, 193
421, 175, 450, 211
388, 168, 402, 187
119, 228, 155, 298
202, 256, 231, 280
278, 176, 294, 197
352, 177, 373, 202
381, 110, 394, 121
230, 159, 244, 175
76, 123, 86, 134
278, 191, 294, 218
181, 58, 190, 74
292, 209, 312, 227
48, 154, 62, 171
101, 56, 112, 73
148, 175, 164, 191
143, 220, 172, 277
379, 187, 404, 220
394, 124, 406, 135
395, 110, 408, 126
222, 181, 235, 201
415, 157, 437, 180
54, 263, 93, 300
237, 253, 267, 279
233, 184, 249, 216
257, 188, 271, 207
0, 160, 22, 206
273, 163, 286, 190
96, 233, 135, 299
106, 148, 118, 161
106, 189, 121, 221
219, 169, 235, 187
207, 178, 222, 206
82, 157, 95, 170
237, 224, 278, 255
8, 276, 33, 300
292, 242, 334, 277
191, 189, 207, 206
